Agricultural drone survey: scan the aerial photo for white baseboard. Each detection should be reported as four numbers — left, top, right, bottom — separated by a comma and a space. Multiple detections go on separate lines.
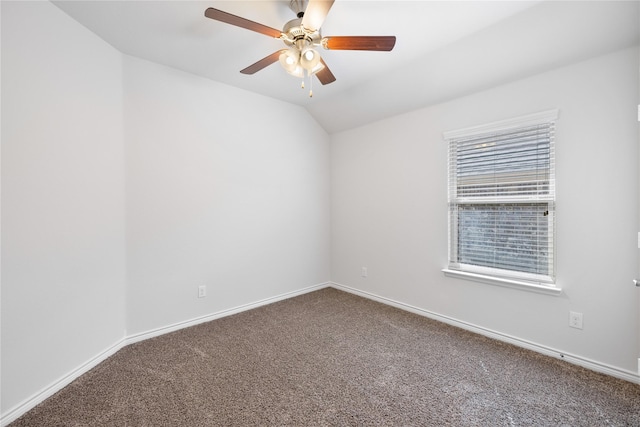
1, 338, 127, 427
125, 282, 330, 345
329, 281, 640, 385
1, 282, 330, 427
4, 280, 637, 426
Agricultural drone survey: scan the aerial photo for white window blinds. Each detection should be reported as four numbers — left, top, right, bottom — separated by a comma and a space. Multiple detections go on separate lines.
445, 110, 557, 284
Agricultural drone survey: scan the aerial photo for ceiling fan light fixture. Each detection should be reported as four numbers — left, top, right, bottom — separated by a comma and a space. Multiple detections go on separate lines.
279, 48, 299, 71
299, 46, 321, 71
288, 65, 304, 78
303, 49, 314, 61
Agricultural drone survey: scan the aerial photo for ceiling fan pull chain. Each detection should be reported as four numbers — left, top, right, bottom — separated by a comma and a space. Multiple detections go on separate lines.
309, 71, 313, 97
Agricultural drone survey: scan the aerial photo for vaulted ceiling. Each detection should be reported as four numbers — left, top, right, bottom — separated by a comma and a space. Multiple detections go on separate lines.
53, 1, 639, 133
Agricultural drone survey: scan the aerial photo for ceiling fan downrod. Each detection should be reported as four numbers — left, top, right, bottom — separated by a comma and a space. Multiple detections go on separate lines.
289, 0, 308, 18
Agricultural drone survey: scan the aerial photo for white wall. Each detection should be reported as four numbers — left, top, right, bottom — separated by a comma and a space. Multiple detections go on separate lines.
331, 47, 640, 376
1, 1, 331, 420
123, 56, 331, 335
1, 0, 126, 414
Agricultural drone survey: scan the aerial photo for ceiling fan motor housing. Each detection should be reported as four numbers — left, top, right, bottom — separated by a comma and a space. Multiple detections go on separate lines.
282, 17, 322, 48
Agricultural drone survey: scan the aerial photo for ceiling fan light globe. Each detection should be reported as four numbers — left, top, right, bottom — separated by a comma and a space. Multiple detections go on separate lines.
287, 65, 304, 78
300, 47, 321, 71
279, 49, 300, 73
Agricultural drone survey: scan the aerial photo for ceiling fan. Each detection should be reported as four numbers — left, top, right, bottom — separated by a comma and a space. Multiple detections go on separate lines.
204, 0, 396, 96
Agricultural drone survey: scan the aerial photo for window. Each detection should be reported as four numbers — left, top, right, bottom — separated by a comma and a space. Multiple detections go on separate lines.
443, 110, 558, 291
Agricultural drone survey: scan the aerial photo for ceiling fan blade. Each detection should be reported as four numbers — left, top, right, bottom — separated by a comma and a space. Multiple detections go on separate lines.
322, 36, 396, 51
240, 51, 285, 75
204, 8, 282, 38
315, 59, 336, 85
301, 0, 335, 32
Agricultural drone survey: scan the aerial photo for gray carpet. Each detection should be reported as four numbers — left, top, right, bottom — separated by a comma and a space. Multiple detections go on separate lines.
10, 288, 640, 426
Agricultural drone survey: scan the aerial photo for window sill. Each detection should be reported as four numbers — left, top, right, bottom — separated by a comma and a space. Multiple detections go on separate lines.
442, 269, 563, 296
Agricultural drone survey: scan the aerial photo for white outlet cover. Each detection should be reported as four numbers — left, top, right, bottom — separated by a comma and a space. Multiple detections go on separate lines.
569, 311, 583, 329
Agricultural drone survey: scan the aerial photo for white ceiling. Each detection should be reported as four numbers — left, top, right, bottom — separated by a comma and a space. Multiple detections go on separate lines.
53, 0, 639, 133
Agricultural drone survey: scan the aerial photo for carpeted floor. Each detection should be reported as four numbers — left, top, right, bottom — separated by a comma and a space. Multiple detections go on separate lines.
10, 288, 640, 426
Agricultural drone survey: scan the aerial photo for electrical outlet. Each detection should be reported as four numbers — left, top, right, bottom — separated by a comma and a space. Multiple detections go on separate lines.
198, 285, 206, 298
361, 267, 368, 278
569, 311, 583, 329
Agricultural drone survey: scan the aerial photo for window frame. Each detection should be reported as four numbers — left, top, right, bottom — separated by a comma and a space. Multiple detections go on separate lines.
442, 110, 561, 295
